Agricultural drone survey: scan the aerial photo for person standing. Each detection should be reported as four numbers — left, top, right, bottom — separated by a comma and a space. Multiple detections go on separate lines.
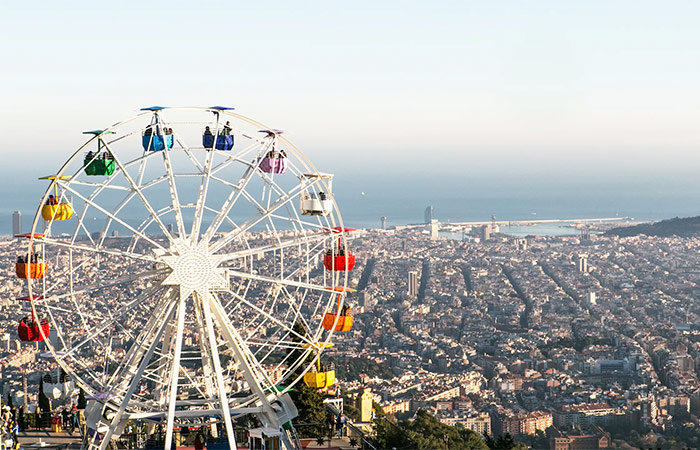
194, 431, 205, 450
34, 405, 41, 430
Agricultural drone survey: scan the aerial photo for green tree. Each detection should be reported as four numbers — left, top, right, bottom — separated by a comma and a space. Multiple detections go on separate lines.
375, 409, 488, 450
38, 378, 50, 412
288, 322, 327, 437
77, 387, 87, 409
484, 433, 527, 450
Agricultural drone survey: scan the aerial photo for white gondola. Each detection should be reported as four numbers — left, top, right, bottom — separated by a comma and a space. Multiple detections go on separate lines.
300, 173, 334, 216
248, 428, 283, 450
42, 369, 75, 400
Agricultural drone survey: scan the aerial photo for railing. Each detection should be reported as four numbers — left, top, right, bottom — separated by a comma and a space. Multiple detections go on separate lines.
323, 398, 377, 450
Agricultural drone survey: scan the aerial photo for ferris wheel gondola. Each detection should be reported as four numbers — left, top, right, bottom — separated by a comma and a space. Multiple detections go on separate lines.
17, 106, 355, 450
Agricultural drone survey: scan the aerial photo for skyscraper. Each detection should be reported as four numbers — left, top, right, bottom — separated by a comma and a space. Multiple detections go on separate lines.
482, 225, 491, 242
408, 271, 419, 297
424, 205, 433, 224
578, 254, 588, 273
12, 210, 21, 236
380, 216, 387, 230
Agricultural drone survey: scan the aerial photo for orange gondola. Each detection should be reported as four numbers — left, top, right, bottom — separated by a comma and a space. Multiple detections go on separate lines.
322, 287, 356, 332
16, 253, 46, 279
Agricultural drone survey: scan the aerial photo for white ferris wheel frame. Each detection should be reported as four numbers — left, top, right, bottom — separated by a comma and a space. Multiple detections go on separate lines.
20, 107, 353, 450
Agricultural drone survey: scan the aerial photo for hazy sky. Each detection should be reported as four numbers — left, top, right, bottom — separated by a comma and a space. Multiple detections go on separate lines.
2, 0, 700, 181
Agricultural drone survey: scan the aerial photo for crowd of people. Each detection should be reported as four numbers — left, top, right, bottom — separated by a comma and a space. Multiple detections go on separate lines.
325, 411, 347, 438
0, 406, 19, 449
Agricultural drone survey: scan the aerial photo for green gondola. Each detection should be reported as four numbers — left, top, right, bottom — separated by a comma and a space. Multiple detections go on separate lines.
82, 130, 116, 176
84, 158, 116, 176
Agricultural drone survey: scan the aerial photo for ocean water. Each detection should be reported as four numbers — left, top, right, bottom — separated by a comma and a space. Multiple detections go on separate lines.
3, 167, 700, 237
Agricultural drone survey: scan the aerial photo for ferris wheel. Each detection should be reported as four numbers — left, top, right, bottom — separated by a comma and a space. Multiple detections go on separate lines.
15, 106, 357, 450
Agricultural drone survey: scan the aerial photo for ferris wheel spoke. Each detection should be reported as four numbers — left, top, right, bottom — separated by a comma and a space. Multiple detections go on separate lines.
36, 267, 160, 303
227, 270, 329, 295
160, 149, 187, 240
267, 213, 334, 231
197, 292, 237, 448
247, 339, 311, 351
209, 181, 311, 254
104, 287, 177, 391
164, 294, 188, 450
217, 287, 316, 347
56, 285, 167, 363
208, 293, 278, 403
98, 298, 178, 450
67, 180, 131, 191
65, 151, 157, 246
201, 147, 273, 244
40, 257, 93, 297
218, 232, 329, 263
167, 123, 205, 172
42, 238, 158, 264
101, 140, 176, 244
208, 138, 270, 177
57, 181, 168, 252
202, 205, 240, 232
191, 142, 216, 243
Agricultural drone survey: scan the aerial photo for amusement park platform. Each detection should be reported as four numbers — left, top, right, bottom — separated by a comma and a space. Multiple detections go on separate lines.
17, 429, 81, 449
16, 431, 355, 450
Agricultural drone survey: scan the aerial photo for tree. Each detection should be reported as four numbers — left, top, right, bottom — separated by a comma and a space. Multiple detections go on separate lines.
77, 387, 87, 409
375, 409, 488, 450
484, 433, 527, 450
288, 322, 327, 437
38, 378, 50, 412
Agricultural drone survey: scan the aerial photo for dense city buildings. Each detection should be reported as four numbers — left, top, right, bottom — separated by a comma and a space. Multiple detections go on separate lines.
325, 225, 700, 447
4, 223, 700, 448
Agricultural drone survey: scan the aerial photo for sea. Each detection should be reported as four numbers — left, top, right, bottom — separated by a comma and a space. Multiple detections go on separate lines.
3, 167, 700, 238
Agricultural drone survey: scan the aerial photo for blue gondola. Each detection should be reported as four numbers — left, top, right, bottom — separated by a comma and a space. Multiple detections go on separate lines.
202, 134, 234, 151
142, 134, 174, 151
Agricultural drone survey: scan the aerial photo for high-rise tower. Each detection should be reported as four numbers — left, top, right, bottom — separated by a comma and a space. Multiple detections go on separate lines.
408, 271, 419, 297
424, 205, 433, 224
578, 254, 588, 273
12, 211, 21, 236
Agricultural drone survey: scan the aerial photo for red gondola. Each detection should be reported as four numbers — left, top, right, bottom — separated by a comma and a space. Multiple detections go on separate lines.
17, 315, 50, 342
323, 227, 356, 271
323, 253, 355, 271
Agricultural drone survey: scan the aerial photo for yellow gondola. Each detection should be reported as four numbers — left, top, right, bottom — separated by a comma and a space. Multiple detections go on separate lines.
39, 175, 73, 221
302, 342, 336, 388
304, 361, 335, 389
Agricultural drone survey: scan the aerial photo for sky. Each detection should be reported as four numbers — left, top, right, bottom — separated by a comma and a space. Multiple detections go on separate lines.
2, 1, 700, 199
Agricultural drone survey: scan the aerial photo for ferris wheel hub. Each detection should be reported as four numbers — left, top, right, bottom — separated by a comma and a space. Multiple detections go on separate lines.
159, 239, 227, 300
